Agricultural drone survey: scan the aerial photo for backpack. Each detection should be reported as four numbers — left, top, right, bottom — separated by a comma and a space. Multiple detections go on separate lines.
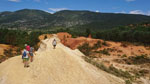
22, 50, 27, 59
26, 45, 30, 51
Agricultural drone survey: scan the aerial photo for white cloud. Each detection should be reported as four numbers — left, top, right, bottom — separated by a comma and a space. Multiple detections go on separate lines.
129, 10, 150, 16
147, 11, 150, 16
96, 10, 99, 13
129, 10, 144, 15
48, 8, 68, 12
8, 0, 20, 2
126, 0, 136, 2
115, 10, 150, 16
44, 10, 54, 14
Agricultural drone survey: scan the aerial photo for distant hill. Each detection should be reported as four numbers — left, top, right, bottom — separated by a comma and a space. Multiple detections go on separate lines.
0, 9, 150, 30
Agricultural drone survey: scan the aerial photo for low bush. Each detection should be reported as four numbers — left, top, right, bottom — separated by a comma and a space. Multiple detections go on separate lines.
121, 54, 127, 58
92, 41, 101, 50
125, 80, 132, 84
78, 42, 92, 56
4, 49, 13, 57
99, 49, 110, 56
83, 56, 133, 81
125, 55, 150, 65
102, 40, 108, 46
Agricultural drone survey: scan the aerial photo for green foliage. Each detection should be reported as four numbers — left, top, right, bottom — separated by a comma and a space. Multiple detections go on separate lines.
98, 49, 110, 56
4, 49, 13, 57
102, 40, 108, 46
78, 42, 92, 56
85, 28, 91, 37
122, 54, 127, 58
1, 9, 150, 30
16, 48, 21, 55
109, 65, 133, 79
84, 56, 109, 72
123, 54, 150, 65
0, 29, 42, 50
95, 25, 150, 45
84, 56, 133, 81
130, 55, 150, 64
92, 41, 101, 50
125, 80, 132, 84
27, 31, 41, 47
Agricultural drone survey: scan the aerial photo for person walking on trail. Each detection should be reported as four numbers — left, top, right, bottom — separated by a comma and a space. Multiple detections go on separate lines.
29, 46, 35, 62
52, 39, 57, 49
22, 48, 30, 68
22, 44, 28, 63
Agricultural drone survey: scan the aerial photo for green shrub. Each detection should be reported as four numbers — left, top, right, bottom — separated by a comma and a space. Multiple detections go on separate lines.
92, 41, 101, 50
83, 56, 133, 81
99, 49, 110, 56
78, 42, 92, 56
127, 55, 150, 64
125, 80, 132, 84
122, 54, 127, 58
102, 40, 108, 46
4, 49, 13, 57
109, 65, 133, 79
16, 48, 21, 55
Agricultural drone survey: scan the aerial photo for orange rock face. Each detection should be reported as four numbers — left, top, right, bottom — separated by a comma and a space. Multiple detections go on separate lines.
56, 32, 101, 49
39, 34, 53, 41
0, 44, 18, 55
56, 32, 150, 57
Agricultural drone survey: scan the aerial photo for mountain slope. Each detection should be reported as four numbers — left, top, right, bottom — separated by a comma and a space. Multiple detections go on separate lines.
0, 9, 55, 29
0, 9, 150, 30
0, 35, 124, 84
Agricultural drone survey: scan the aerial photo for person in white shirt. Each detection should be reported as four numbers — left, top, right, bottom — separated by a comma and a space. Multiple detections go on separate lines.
52, 39, 57, 49
22, 49, 30, 67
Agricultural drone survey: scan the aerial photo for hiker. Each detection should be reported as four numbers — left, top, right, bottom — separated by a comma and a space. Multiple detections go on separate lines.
29, 46, 35, 62
22, 44, 27, 63
52, 39, 57, 49
22, 48, 30, 67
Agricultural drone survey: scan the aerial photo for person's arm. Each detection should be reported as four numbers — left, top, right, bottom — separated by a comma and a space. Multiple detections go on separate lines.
27, 52, 30, 58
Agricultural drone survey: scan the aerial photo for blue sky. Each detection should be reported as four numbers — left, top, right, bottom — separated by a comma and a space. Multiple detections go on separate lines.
0, 0, 150, 15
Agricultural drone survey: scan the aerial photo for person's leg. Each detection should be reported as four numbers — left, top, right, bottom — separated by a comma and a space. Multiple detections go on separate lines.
26, 58, 29, 67
30, 56, 33, 62
23, 59, 25, 63
24, 59, 27, 67
54, 45, 56, 49
30, 53, 33, 62
24, 58, 29, 67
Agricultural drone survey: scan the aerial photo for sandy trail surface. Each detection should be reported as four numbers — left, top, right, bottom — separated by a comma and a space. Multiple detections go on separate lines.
0, 35, 124, 84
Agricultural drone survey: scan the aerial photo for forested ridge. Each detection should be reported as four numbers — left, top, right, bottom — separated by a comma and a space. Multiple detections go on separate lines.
0, 9, 150, 30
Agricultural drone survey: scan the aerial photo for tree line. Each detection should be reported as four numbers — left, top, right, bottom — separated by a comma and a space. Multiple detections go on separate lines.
95, 25, 150, 45
0, 29, 42, 49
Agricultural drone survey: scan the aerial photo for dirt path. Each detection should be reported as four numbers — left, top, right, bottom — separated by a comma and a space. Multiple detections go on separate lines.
0, 34, 124, 84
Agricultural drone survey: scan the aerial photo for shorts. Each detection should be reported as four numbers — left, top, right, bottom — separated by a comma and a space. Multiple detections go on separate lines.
30, 53, 33, 56
23, 58, 29, 61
